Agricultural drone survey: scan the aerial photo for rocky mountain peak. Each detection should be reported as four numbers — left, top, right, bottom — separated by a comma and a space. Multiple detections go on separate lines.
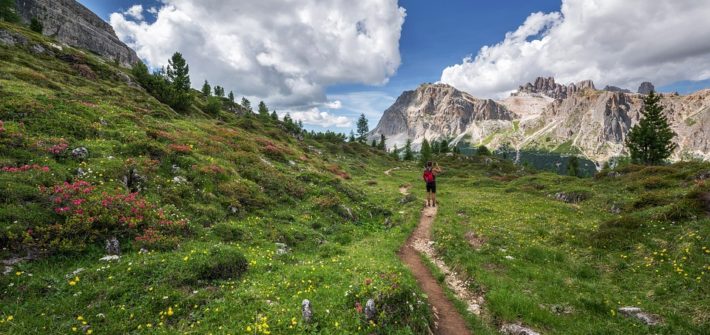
14, 0, 139, 66
638, 82, 655, 94
515, 77, 595, 100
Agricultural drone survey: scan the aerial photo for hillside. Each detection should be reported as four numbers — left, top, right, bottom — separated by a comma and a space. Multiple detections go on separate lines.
0, 21, 432, 334
371, 79, 710, 163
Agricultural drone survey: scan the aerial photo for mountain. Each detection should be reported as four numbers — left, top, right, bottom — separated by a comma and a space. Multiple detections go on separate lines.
372, 78, 710, 163
13, 0, 139, 66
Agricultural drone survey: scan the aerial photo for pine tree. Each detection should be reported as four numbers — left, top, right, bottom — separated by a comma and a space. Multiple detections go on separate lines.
420, 139, 432, 166
166, 52, 190, 92
270, 110, 279, 121
0, 0, 20, 23
349, 131, 356, 142
241, 98, 252, 113
30, 18, 43, 33
298, 120, 304, 130
371, 140, 377, 147
213, 86, 225, 97
440, 138, 450, 153
356, 113, 369, 143
228, 91, 235, 102
201, 80, 211, 96
477, 145, 491, 156
404, 139, 414, 161
567, 156, 579, 177
258, 101, 269, 118
625, 91, 677, 165
390, 145, 399, 160
378, 134, 386, 150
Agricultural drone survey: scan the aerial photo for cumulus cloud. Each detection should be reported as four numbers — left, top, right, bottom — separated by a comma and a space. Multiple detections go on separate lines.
441, 0, 710, 98
323, 100, 343, 109
123, 4, 144, 21
110, 0, 406, 111
287, 108, 352, 128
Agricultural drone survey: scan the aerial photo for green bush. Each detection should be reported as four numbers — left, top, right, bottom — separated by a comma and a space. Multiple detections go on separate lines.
591, 216, 644, 249
190, 245, 248, 282
212, 221, 245, 242
345, 272, 431, 332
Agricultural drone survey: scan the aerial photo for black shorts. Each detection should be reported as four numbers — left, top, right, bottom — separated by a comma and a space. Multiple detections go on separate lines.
426, 181, 436, 193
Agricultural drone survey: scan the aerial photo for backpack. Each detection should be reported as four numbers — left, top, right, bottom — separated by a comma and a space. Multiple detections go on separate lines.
423, 169, 434, 183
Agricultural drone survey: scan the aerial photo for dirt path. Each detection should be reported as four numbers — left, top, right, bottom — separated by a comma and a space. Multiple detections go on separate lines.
384, 167, 400, 176
399, 206, 473, 335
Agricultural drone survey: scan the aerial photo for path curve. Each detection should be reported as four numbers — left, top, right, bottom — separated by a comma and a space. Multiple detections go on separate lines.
399, 206, 472, 335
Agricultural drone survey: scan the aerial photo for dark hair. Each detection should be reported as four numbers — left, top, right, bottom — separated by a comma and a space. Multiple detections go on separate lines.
426, 161, 433, 167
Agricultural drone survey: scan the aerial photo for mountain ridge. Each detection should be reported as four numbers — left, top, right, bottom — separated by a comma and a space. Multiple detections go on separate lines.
371, 78, 710, 163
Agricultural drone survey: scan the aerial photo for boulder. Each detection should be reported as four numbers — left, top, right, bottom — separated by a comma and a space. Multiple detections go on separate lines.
364, 299, 376, 321
105, 237, 120, 255
71, 147, 89, 160
618, 306, 662, 326
301, 299, 313, 323
501, 324, 540, 335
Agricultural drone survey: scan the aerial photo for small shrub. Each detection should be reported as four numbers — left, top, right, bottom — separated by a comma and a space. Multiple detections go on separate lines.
632, 192, 671, 209
212, 222, 245, 242
204, 97, 221, 116
640, 176, 672, 190
345, 272, 431, 332
29, 18, 43, 33
192, 246, 248, 282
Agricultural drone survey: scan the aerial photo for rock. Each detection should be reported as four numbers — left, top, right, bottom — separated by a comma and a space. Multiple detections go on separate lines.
637, 82, 655, 94
0, 29, 17, 46
29, 43, 47, 55
301, 299, 313, 323
696, 171, 710, 180
275, 243, 289, 255
15, 0, 139, 66
123, 167, 146, 192
399, 193, 416, 204
228, 205, 239, 214
76, 167, 87, 177
99, 255, 120, 262
288, 160, 296, 166
364, 299, 376, 321
501, 324, 540, 335
2, 266, 12, 276
603, 85, 631, 93
105, 237, 120, 255
71, 147, 89, 160
553, 192, 588, 204
505, 255, 515, 260
171, 164, 181, 174
99, 118, 108, 126
138, 248, 149, 254
337, 205, 357, 220
618, 306, 663, 326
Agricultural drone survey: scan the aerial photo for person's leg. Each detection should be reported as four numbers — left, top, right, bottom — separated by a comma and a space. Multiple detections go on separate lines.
432, 192, 436, 207
426, 191, 431, 206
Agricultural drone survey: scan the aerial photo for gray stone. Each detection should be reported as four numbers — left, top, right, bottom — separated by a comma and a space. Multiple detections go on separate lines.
99, 255, 120, 261
139, 248, 149, 254
603, 85, 631, 93
618, 306, 663, 326
637, 82, 655, 94
275, 243, 289, 255
105, 237, 120, 255
301, 299, 313, 323
76, 167, 87, 177
172, 176, 187, 184
553, 192, 588, 204
123, 167, 145, 192
364, 299, 376, 321
71, 147, 89, 160
610, 203, 622, 214
29, 43, 46, 55
0, 29, 16, 46
501, 324, 540, 335
16, 0, 140, 66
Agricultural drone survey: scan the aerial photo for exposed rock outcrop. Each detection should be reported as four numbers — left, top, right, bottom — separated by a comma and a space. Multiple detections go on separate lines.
603, 85, 631, 93
515, 77, 596, 100
369, 83, 514, 149
638, 81, 655, 94
14, 0, 139, 66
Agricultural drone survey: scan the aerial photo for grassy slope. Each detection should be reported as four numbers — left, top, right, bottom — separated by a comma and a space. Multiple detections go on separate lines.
0, 22, 430, 334
430, 156, 709, 334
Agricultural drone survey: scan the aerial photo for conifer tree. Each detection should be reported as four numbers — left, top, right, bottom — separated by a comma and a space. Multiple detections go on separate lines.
378, 134, 386, 150
201, 80, 211, 96
625, 91, 677, 164
270, 110, 279, 121
258, 101, 269, 118
228, 91, 235, 103
167, 52, 190, 92
404, 139, 414, 161
349, 131, 356, 142
356, 113, 369, 143
241, 98, 252, 113
390, 144, 399, 160
420, 139, 432, 166
567, 156, 579, 177
30, 18, 43, 33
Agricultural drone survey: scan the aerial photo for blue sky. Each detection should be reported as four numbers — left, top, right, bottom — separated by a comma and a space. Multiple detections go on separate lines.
80, 0, 710, 133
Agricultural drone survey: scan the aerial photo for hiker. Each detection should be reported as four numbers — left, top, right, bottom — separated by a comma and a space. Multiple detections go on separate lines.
423, 161, 440, 207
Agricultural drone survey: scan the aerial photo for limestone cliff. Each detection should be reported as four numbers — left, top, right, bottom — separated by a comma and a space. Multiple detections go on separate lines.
14, 0, 139, 66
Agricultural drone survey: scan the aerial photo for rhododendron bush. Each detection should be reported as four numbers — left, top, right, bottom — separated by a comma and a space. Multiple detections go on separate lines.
28, 180, 191, 252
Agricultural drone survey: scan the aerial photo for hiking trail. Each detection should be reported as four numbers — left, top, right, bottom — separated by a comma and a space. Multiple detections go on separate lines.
399, 205, 475, 335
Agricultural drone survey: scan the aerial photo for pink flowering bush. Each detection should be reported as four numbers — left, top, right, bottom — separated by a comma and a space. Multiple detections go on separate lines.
34, 180, 190, 252
47, 139, 69, 155
1, 164, 50, 173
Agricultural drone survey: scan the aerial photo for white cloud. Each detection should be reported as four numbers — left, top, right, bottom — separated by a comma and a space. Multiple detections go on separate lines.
323, 100, 343, 109
123, 4, 144, 21
110, 0, 406, 109
287, 108, 352, 128
441, 0, 710, 98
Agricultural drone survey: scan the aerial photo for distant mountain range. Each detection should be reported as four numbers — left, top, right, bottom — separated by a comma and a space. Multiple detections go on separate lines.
370, 77, 710, 163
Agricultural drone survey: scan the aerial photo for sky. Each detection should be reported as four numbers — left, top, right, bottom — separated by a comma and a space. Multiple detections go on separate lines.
80, 0, 710, 133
